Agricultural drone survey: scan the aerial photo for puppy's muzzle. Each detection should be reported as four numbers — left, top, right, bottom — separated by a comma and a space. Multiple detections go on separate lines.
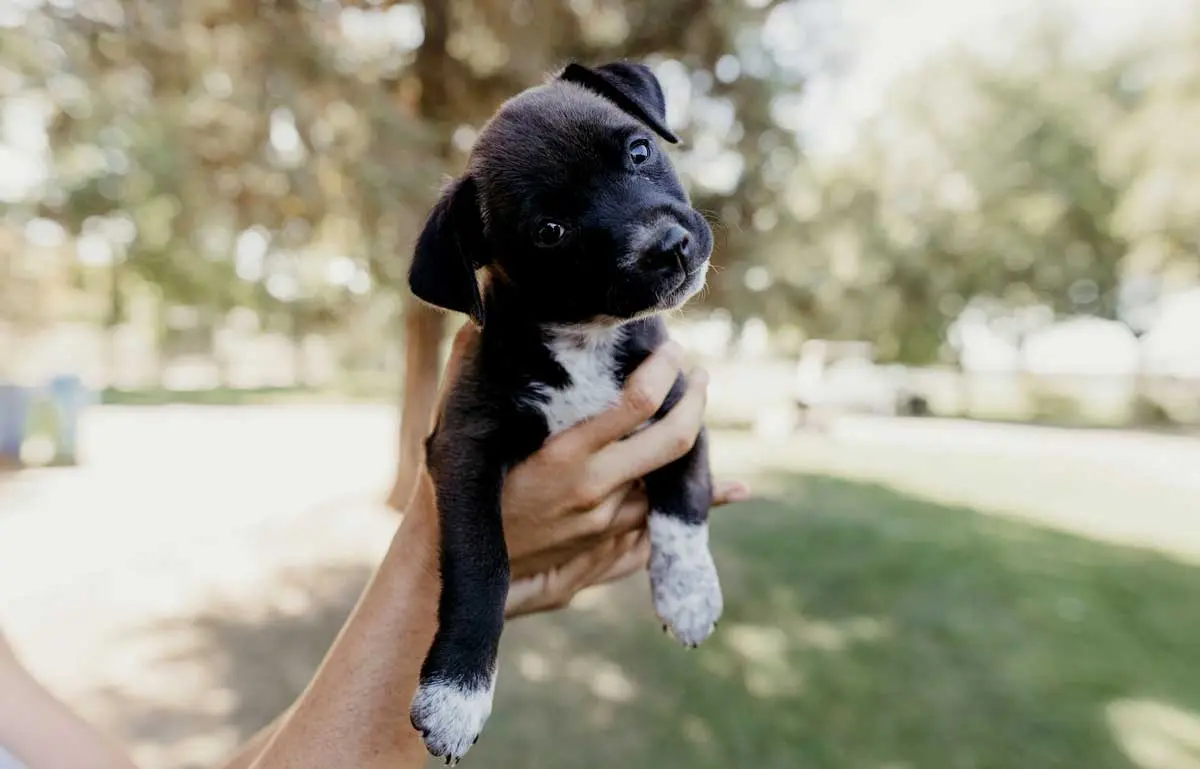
641, 223, 694, 274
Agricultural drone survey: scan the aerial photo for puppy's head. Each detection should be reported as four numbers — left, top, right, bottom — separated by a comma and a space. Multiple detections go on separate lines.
409, 61, 713, 327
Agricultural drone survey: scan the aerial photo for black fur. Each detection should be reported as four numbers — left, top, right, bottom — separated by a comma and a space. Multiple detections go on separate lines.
559, 61, 680, 144
409, 176, 488, 325
407, 60, 718, 763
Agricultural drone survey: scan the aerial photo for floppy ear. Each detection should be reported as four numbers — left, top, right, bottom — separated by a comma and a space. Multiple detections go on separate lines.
408, 175, 488, 326
559, 60, 679, 144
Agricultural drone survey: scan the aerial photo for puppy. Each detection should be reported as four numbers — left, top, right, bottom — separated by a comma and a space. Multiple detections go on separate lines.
407, 60, 721, 763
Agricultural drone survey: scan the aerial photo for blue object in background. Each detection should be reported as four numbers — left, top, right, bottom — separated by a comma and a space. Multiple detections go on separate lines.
0, 383, 32, 467
47, 375, 87, 465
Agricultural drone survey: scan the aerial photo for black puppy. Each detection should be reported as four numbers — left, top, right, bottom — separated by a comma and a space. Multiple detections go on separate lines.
408, 60, 722, 763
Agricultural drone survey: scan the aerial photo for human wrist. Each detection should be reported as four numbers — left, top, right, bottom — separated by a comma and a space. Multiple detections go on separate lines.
395, 473, 440, 572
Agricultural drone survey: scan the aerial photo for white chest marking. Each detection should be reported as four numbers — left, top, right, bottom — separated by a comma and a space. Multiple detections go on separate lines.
531, 327, 624, 436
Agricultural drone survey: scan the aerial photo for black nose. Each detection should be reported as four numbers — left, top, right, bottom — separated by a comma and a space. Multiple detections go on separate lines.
646, 225, 692, 270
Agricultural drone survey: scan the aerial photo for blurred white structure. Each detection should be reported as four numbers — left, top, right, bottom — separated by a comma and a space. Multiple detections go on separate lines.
952, 289, 1200, 377
665, 314, 735, 359
1141, 288, 1200, 378
793, 340, 900, 415
1021, 318, 1140, 377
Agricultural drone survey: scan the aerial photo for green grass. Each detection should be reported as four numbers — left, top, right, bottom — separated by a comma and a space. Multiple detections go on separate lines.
471, 464, 1200, 769
99, 381, 396, 406
100, 385, 327, 406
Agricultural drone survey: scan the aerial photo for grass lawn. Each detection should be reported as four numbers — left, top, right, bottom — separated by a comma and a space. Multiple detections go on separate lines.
99, 381, 395, 406
463, 436, 1200, 769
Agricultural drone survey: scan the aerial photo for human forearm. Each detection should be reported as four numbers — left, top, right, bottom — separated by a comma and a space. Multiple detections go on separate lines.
216, 711, 287, 769
0, 640, 138, 769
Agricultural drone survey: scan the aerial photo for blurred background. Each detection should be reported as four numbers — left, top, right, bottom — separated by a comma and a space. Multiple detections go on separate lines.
2, 0, 1199, 767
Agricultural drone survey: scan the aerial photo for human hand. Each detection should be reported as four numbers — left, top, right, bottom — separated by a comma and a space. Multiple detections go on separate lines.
503, 480, 748, 617
433, 322, 750, 619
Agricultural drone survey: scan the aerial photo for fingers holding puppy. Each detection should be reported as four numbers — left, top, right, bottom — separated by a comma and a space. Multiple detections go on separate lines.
505, 476, 755, 618
566, 341, 686, 452
505, 530, 647, 617
586, 366, 709, 492
503, 340, 747, 575
508, 479, 750, 585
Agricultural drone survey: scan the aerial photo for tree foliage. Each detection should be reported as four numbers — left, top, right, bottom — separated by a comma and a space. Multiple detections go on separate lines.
764, 6, 1200, 363
2, 0, 1198, 368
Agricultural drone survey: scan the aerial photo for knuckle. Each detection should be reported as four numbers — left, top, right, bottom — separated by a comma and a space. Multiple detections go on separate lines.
625, 380, 662, 419
540, 575, 562, 600
541, 437, 578, 470
541, 581, 568, 606
585, 500, 617, 530
668, 428, 696, 457
573, 480, 607, 511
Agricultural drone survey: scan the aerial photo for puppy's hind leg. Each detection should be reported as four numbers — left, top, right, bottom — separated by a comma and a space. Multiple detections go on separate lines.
411, 448, 508, 764
644, 425, 723, 648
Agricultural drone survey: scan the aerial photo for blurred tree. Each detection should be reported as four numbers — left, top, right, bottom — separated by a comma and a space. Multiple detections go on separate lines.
1106, 20, 1200, 290
2, 0, 803, 504
772, 7, 1200, 365
11, 0, 1195, 471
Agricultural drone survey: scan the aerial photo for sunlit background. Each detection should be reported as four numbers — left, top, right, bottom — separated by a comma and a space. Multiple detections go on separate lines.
2, 0, 1199, 767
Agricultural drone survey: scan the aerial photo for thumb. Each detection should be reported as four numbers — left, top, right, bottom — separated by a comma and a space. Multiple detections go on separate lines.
712, 480, 751, 507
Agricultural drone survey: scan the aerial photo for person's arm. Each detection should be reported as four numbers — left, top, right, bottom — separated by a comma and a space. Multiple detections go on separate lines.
0, 632, 139, 769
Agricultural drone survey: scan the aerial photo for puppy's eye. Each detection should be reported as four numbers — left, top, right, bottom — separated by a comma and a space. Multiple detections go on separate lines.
630, 139, 652, 165
535, 221, 566, 247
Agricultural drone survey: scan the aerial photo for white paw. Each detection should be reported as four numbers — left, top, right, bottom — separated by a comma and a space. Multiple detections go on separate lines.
410, 676, 495, 764
648, 513, 723, 647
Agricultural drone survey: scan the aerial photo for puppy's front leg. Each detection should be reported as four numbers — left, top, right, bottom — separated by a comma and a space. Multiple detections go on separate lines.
411, 432, 508, 764
644, 380, 723, 647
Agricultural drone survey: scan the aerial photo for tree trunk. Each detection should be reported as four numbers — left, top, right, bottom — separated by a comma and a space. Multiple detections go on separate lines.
384, 0, 454, 511
105, 256, 124, 388
386, 301, 444, 511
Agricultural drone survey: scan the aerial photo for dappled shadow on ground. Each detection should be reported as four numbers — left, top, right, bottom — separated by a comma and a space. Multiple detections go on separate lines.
474, 474, 1200, 769
100, 473, 1200, 769
90, 562, 371, 769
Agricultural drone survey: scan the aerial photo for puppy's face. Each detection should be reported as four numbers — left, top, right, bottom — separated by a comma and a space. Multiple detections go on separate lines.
409, 61, 713, 327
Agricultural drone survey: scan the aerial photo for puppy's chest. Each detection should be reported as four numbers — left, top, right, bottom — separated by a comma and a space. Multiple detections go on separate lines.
527, 333, 626, 436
